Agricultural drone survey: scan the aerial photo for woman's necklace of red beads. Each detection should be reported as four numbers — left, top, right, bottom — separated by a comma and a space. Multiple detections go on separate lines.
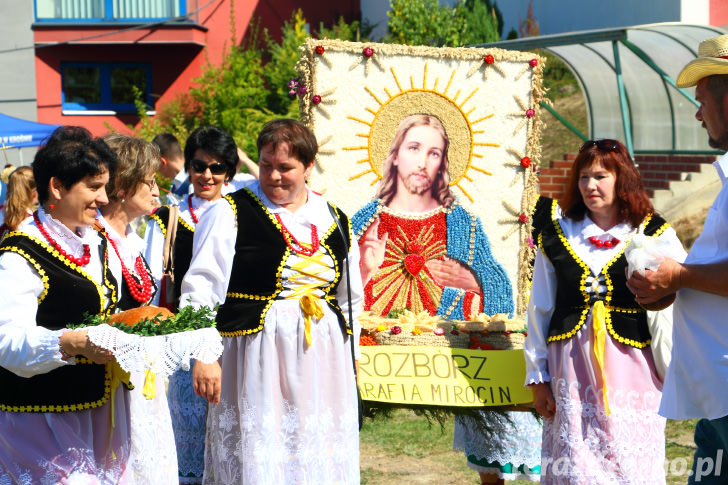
105, 232, 153, 303
188, 195, 199, 224
588, 235, 620, 249
274, 213, 319, 257
33, 211, 91, 266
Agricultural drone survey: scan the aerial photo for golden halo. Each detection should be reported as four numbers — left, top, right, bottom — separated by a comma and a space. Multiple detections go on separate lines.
368, 90, 472, 184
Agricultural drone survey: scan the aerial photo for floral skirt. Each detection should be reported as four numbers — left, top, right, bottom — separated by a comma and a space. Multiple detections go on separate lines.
203, 300, 360, 484
454, 410, 542, 481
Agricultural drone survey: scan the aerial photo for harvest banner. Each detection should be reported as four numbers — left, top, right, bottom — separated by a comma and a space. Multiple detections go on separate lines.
359, 346, 533, 407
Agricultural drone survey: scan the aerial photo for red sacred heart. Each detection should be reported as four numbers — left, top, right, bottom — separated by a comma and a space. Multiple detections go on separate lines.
404, 254, 425, 276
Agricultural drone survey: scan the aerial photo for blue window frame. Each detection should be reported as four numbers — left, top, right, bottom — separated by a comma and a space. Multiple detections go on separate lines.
35, 0, 185, 22
62, 62, 152, 113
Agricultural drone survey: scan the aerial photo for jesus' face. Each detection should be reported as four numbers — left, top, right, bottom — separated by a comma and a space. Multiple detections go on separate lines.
393, 124, 445, 196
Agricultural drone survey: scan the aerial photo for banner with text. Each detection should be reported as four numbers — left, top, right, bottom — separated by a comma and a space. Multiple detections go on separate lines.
359, 346, 533, 407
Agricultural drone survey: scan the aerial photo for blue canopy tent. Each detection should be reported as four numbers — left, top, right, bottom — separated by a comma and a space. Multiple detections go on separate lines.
0, 113, 60, 203
0, 113, 60, 149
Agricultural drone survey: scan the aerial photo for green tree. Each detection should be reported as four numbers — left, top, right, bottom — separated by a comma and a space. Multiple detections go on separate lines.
263, 9, 310, 115
457, 0, 501, 45
386, 0, 501, 47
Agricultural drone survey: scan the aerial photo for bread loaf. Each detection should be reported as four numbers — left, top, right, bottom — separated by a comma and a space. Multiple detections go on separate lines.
108, 305, 175, 327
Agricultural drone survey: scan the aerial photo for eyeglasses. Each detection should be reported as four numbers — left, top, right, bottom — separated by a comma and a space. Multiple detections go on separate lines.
190, 159, 227, 175
142, 178, 158, 189
579, 139, 619, 153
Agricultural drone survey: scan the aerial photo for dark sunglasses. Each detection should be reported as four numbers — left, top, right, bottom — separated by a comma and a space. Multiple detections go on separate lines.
579, 139, 619, 153
190, 159, 227, 175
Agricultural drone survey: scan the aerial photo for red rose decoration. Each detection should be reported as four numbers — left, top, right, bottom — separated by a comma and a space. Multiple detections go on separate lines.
315, 45, 325, 55
484, 55, 495, 64
391, 325, 402, 335
312, 95, 322, 105
363, 47, 374, 57
520, 156, 531, 168
526, 109, 535, 118
529, 58, 538, 67
519, 213, 529, 224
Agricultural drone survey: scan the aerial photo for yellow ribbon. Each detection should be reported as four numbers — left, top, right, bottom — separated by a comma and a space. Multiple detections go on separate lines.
300, 293, 324, 347
592, 300, 611, 415
142, 369, 156, 400
105, 361, 132, 459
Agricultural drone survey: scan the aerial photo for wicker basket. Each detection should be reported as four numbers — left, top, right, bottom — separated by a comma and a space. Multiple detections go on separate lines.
476, 331, 526, 350
375, 329, 471, 348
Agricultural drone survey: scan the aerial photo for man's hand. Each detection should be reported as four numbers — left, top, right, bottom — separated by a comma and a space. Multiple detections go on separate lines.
529, 382, 556, 418
359, 217, 388, 284
192, 360, 222, 404
425, 257, 480, 293
626, 257, 683, 305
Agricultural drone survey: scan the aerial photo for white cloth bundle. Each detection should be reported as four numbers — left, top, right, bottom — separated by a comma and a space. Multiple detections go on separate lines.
624, 233, 686, 279
85, 324, 222, 375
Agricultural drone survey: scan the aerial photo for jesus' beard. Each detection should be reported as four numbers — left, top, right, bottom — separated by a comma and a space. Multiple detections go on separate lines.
401, 172, 433, 195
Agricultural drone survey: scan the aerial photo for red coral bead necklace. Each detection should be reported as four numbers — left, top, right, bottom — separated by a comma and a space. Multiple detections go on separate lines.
33, 211, 91, 266
588, 235, 620, 249
274, 213, 319, 257
105, 231, 153, 303
188, 195, 199, 224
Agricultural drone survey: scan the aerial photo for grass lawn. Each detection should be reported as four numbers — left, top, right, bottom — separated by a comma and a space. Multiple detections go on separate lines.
360, 410, 698, 484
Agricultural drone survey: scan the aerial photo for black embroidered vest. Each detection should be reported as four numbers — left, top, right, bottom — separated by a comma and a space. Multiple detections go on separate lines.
215, 189, 351, 336
539, 213, 669, 348
149, 206, 194, 306
0, 232, 118, 412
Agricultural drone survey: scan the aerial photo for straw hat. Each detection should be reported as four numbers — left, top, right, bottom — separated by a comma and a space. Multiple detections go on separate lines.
676, 34, 728, 88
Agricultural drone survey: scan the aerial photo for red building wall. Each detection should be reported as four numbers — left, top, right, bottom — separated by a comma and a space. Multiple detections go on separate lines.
710, 0, 728, 26
33, 0, 359, 136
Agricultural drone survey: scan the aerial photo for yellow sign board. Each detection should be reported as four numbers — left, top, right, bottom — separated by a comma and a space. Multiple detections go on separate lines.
359, 346, 533, 407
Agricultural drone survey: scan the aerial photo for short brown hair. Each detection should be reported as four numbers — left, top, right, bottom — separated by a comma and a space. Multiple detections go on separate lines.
103, 133, 161, 201
560, 139, 653, 227
257, 119, 317, 167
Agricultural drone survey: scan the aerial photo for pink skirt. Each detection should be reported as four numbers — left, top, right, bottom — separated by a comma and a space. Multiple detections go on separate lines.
0, 389, 134, 484
541, 317, 665, 484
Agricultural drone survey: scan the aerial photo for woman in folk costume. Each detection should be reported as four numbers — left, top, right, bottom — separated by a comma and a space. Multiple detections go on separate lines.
99, 133, 178, 483
524, 139, 686, 482
0, 126, 135, 482
185, 119, 363, 484
144, 125, 239, 484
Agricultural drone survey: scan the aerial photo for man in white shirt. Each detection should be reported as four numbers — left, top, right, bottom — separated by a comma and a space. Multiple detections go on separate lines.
152, 132, 190, 204
628, 34, 728, 484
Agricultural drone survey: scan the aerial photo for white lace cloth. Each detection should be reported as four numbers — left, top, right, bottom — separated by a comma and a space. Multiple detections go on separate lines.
85, 325, 222, 375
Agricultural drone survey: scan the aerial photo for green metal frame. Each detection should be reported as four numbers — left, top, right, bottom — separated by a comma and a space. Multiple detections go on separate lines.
476, 25, 727, 156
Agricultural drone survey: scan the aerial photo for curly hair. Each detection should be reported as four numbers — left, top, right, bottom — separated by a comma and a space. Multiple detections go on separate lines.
559, 139, 653, 227
102, 133, 160, 201
32, 126, 117, 204
185, 126, 239, 180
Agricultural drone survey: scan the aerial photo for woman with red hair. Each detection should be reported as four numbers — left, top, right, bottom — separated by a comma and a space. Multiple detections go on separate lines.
523, 139, 685, 482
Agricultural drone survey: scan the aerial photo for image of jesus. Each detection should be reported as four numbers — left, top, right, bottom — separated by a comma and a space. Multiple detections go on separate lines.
351, 114, 513, 320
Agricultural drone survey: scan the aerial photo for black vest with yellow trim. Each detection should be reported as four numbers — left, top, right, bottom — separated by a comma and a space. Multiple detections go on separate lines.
539, 213, 670, 348
149, 205, 194, 305
0, 231, 119, 412
215, 188, 351, 336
